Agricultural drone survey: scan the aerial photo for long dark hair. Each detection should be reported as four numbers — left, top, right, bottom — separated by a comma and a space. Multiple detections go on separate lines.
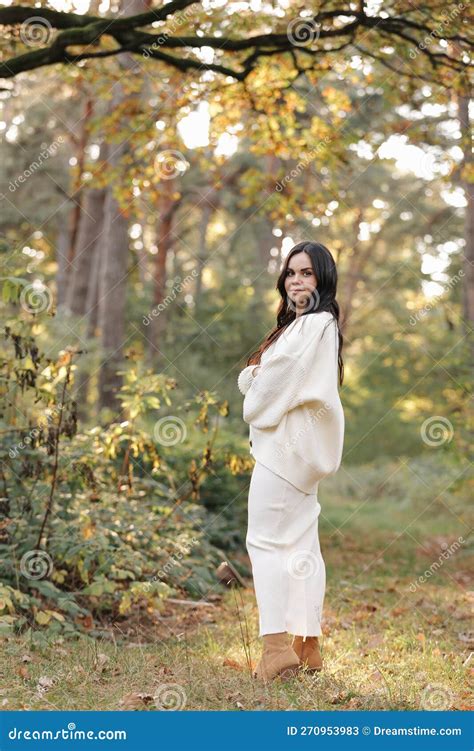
246, 241, 344, 386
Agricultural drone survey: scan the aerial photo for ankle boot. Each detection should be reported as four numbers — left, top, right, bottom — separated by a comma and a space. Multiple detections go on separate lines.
253, 632, 300, 682
292, 635, 323, 672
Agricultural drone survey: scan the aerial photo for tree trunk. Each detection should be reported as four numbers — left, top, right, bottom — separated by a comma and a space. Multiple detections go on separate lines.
65, 185, 106, 316
194, 203, 213, 306
55, 217, 71, 309
97, 0, 147, 412
457, 93, 473, 332
147, 194, 176, 367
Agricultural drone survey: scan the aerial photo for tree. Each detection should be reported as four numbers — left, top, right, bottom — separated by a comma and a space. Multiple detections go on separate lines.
0, 2, 471, 84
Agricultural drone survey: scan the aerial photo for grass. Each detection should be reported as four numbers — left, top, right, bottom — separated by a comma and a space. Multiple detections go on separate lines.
1, 456, 472, 711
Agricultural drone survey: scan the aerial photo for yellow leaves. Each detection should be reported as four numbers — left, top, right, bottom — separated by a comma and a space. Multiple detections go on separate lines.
22, 356, 35, 371
119, 590, 132, 616
51, 569, 67, 584
461, 162, 474, 184
218, 400, 229, 417
82, 521, 96, 540
321, 86, 352, 113
0, 595, 14, 613
77, 558, 90, 585
35, 608, 65, 626
35, 611, 50, 625
226, 454, 254, 475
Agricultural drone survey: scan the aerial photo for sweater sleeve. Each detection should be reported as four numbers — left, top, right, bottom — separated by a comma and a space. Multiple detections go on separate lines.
242, 313, 336, 430
237, 365, 259, 396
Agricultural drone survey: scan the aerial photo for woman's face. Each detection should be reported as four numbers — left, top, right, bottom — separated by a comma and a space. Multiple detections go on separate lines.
284, 252, 318, 313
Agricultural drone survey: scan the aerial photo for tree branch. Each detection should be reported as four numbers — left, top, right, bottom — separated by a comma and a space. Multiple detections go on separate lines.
0, 4, 471, 83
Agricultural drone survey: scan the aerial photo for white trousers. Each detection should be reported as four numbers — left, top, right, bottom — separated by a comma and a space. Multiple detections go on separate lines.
246, 460, 325, 638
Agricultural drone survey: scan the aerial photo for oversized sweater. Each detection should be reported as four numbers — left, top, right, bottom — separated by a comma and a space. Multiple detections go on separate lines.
237, 311, 344, 494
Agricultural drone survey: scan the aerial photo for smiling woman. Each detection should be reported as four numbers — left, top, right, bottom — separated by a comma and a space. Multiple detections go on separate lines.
237, 240, 345, 683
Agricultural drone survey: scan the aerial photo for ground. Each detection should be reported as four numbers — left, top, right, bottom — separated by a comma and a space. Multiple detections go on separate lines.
2, 472, 472, 711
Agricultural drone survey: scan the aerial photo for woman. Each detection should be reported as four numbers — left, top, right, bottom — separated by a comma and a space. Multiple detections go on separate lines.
237, 241, 345, 682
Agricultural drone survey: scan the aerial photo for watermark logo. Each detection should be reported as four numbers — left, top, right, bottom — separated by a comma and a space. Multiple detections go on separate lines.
154, 149, 188, 180
420, 416, 454, 447
153, 683, 187, 710
419, 682, 455, 710
20, 550, 53, 580
9, 136, 64, 192
409, 3, 465, 58
153, 416, 187, 446
409, 269, 464, 325
142, 270, 198, 325
19, 281, 53, 314
20, 17, 53, 46
287, 288, 321, 315
408, 535, 465, 592
286, 549, 321, 580
287, 16, 321, 47
275, 133, 334, 191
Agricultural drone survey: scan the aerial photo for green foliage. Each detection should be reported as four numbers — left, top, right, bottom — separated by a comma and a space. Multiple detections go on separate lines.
0, 310, 251, 639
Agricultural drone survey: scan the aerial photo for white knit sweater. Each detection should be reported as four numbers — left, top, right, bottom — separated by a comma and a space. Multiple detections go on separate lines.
237, 311, 344, 494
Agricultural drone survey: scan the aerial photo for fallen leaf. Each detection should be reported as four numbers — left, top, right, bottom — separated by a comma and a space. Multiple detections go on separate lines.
368, 669, 384, 683
75, 614, 94, 630
366, 634, 385, 649
458, 631, 474, 648
119, 692, 155, 710
223, 658, 244, 671
36, 677, 54, 691
391, 607, 408, 616
94, 653, 109, 672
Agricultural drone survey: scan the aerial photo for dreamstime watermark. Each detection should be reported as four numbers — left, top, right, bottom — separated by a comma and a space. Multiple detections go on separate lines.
154, 149, 188, 180
143, 270, 198, 325
408, 535, 465, 592
419, 682, 455, 710
8, 724, 127, 741
275, 133, 334, 191
153, 683, 187, 710
9, 136, 64, 192
287, 288, 321, 314
286, 549, 321, 580
287, 15, 321, 47
148, 537, 199, 586
20, 550, 54, 580
409, 3, 465, 59
142, 4, 195, 58
420, 416, 454, 447
409, 269, 464, 325
19, 280, 54, 314
153, 416, 187, 446
9, 406, 62, 458
19, 16, 53, 46
276, 402, 333, 459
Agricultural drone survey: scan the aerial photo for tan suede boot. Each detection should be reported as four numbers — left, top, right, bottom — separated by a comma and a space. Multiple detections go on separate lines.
253, 632, 300, 682
292, 635, 323, 672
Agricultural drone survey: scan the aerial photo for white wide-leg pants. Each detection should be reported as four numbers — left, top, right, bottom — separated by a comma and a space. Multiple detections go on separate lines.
246, 460, 326, 638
